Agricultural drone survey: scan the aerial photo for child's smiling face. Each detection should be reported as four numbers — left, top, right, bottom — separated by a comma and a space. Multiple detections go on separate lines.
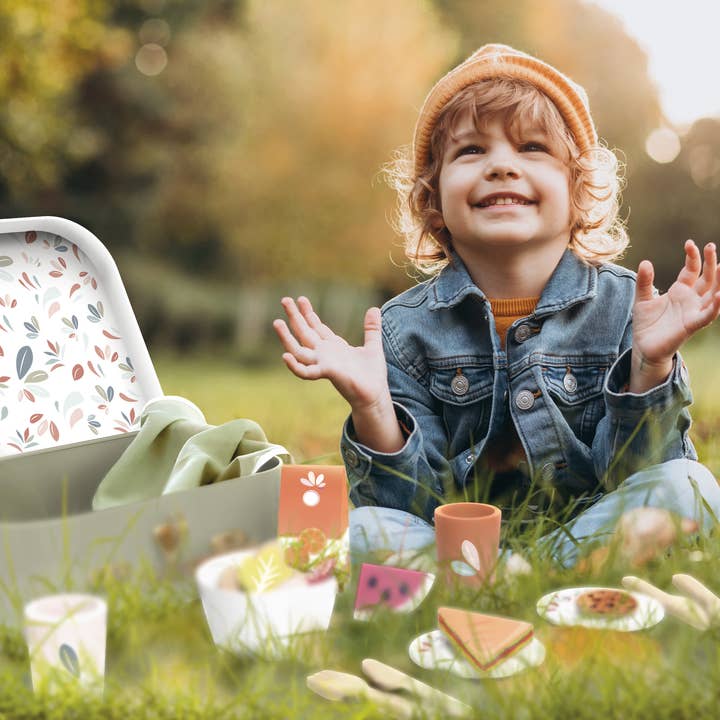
438, 111, 572, 261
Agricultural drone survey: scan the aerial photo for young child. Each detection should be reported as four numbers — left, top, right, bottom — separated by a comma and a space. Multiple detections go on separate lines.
273, 44, 720, 566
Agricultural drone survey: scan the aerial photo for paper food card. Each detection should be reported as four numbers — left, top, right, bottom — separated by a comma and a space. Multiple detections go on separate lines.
354, 563, 435, 620
277, 465, 349, 589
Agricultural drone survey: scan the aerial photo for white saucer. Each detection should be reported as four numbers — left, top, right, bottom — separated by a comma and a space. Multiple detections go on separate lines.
536, 586, 664, 631
408, 629, 545, 679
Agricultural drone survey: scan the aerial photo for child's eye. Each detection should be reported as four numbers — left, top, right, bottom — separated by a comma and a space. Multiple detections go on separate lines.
520, 142, 548, 153
456, 144, 483, 157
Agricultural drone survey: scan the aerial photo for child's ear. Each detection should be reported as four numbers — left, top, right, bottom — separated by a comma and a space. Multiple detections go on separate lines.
429, 210, 445, 231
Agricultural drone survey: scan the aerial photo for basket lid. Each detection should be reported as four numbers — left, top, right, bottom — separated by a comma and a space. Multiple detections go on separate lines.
0, 217, 162, 455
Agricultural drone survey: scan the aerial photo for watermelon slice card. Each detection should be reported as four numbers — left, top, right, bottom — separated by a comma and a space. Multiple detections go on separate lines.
354, 563, 435, 620
277, 465, 349, 589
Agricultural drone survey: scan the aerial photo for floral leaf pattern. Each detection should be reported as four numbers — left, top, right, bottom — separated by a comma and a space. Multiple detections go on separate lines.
238, 544, 295, 593
0, 230, 148, 454
59, 643, 80, 677
450, 540, 482, 577
249, 555, 285, 594
461, 539, 481, 572
16, 346, 32, 379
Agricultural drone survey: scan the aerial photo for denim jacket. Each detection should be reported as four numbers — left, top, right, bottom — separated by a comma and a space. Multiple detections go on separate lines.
341, 249, 696, 523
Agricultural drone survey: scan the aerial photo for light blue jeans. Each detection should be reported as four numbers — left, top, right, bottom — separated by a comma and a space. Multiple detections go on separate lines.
349, 459, 720, 567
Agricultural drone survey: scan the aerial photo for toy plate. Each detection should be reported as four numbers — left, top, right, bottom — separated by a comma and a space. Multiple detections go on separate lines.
408, 629, 545, 679
536, 586, 664, 631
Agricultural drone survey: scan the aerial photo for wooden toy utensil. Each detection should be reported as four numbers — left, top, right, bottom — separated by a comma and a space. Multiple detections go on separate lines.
622, 575, 709, 630
672, 574, 720, 625
306, 670, 415, 719
362, 658, 471, 717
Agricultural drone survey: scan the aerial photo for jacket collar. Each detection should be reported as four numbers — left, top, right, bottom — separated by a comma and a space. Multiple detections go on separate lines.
428, 248, 597, 315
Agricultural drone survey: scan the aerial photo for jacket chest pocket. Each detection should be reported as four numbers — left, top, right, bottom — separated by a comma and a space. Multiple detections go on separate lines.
428, 365, 494, 455
542, 364, 607, 445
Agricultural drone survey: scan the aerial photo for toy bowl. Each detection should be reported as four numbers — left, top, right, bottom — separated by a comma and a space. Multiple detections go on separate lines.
195, 549, 337, 656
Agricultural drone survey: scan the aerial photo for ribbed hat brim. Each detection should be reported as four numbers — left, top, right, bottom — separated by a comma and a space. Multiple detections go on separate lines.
413, 45, 597, 178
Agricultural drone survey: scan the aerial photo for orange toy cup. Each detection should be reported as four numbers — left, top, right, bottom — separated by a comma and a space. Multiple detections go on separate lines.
434, 502, 501, 587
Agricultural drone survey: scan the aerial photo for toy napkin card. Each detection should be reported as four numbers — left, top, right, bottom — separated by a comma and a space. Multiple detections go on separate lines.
277, 465, 350, 589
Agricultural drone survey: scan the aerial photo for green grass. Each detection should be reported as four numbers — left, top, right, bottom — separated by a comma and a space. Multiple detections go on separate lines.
1, 338, 719, 718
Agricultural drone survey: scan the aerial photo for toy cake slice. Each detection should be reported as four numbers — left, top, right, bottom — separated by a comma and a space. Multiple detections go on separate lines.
437, 607, 534, 672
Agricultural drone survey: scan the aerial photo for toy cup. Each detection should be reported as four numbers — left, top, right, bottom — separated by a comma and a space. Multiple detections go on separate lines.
434, 503, 501, 587
24, 593, 107, 693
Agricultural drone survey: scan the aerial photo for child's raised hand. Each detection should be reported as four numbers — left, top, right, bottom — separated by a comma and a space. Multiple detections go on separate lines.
630, 240, 720, 391
273, 296, 390, 411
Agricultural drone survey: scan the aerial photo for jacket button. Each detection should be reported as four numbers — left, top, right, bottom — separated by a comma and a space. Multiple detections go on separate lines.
563, 373, 578, 393
515, 390, 535, 410
451, 373, 469, 396
344, 449, 359, 468
514, 324, 531, 343
465, 453, 475, 464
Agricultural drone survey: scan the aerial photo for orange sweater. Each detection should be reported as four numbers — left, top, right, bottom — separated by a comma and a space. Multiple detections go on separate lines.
483, 296, 539, 472
487, 297, 539, 349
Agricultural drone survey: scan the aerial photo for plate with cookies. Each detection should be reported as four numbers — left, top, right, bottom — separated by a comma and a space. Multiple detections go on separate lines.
536, 587, 664, 631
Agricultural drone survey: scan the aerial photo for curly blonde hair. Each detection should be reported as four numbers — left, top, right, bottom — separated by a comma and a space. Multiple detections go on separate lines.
386, 78, 628, 275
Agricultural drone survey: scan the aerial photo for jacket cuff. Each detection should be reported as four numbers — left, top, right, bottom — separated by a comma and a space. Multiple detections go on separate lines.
341, 402, 422, 507
605, 348, 691, 416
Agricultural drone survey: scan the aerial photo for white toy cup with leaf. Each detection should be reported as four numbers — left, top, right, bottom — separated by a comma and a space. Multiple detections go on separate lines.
24, 593, 107, 693
195, 549, 338, 656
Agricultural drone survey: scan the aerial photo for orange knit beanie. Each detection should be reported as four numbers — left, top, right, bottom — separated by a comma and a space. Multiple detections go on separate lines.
412, 43, 598, 178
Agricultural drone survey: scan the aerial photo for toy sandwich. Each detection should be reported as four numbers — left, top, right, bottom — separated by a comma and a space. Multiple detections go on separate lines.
437, 607, 534, 672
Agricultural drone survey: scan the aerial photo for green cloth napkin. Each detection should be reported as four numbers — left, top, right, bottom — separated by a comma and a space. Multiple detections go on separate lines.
92, 396, 291, 510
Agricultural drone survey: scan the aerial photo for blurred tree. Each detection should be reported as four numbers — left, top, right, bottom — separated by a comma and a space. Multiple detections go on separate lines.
132, 0, 457, 287
0, 0, 131, 199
